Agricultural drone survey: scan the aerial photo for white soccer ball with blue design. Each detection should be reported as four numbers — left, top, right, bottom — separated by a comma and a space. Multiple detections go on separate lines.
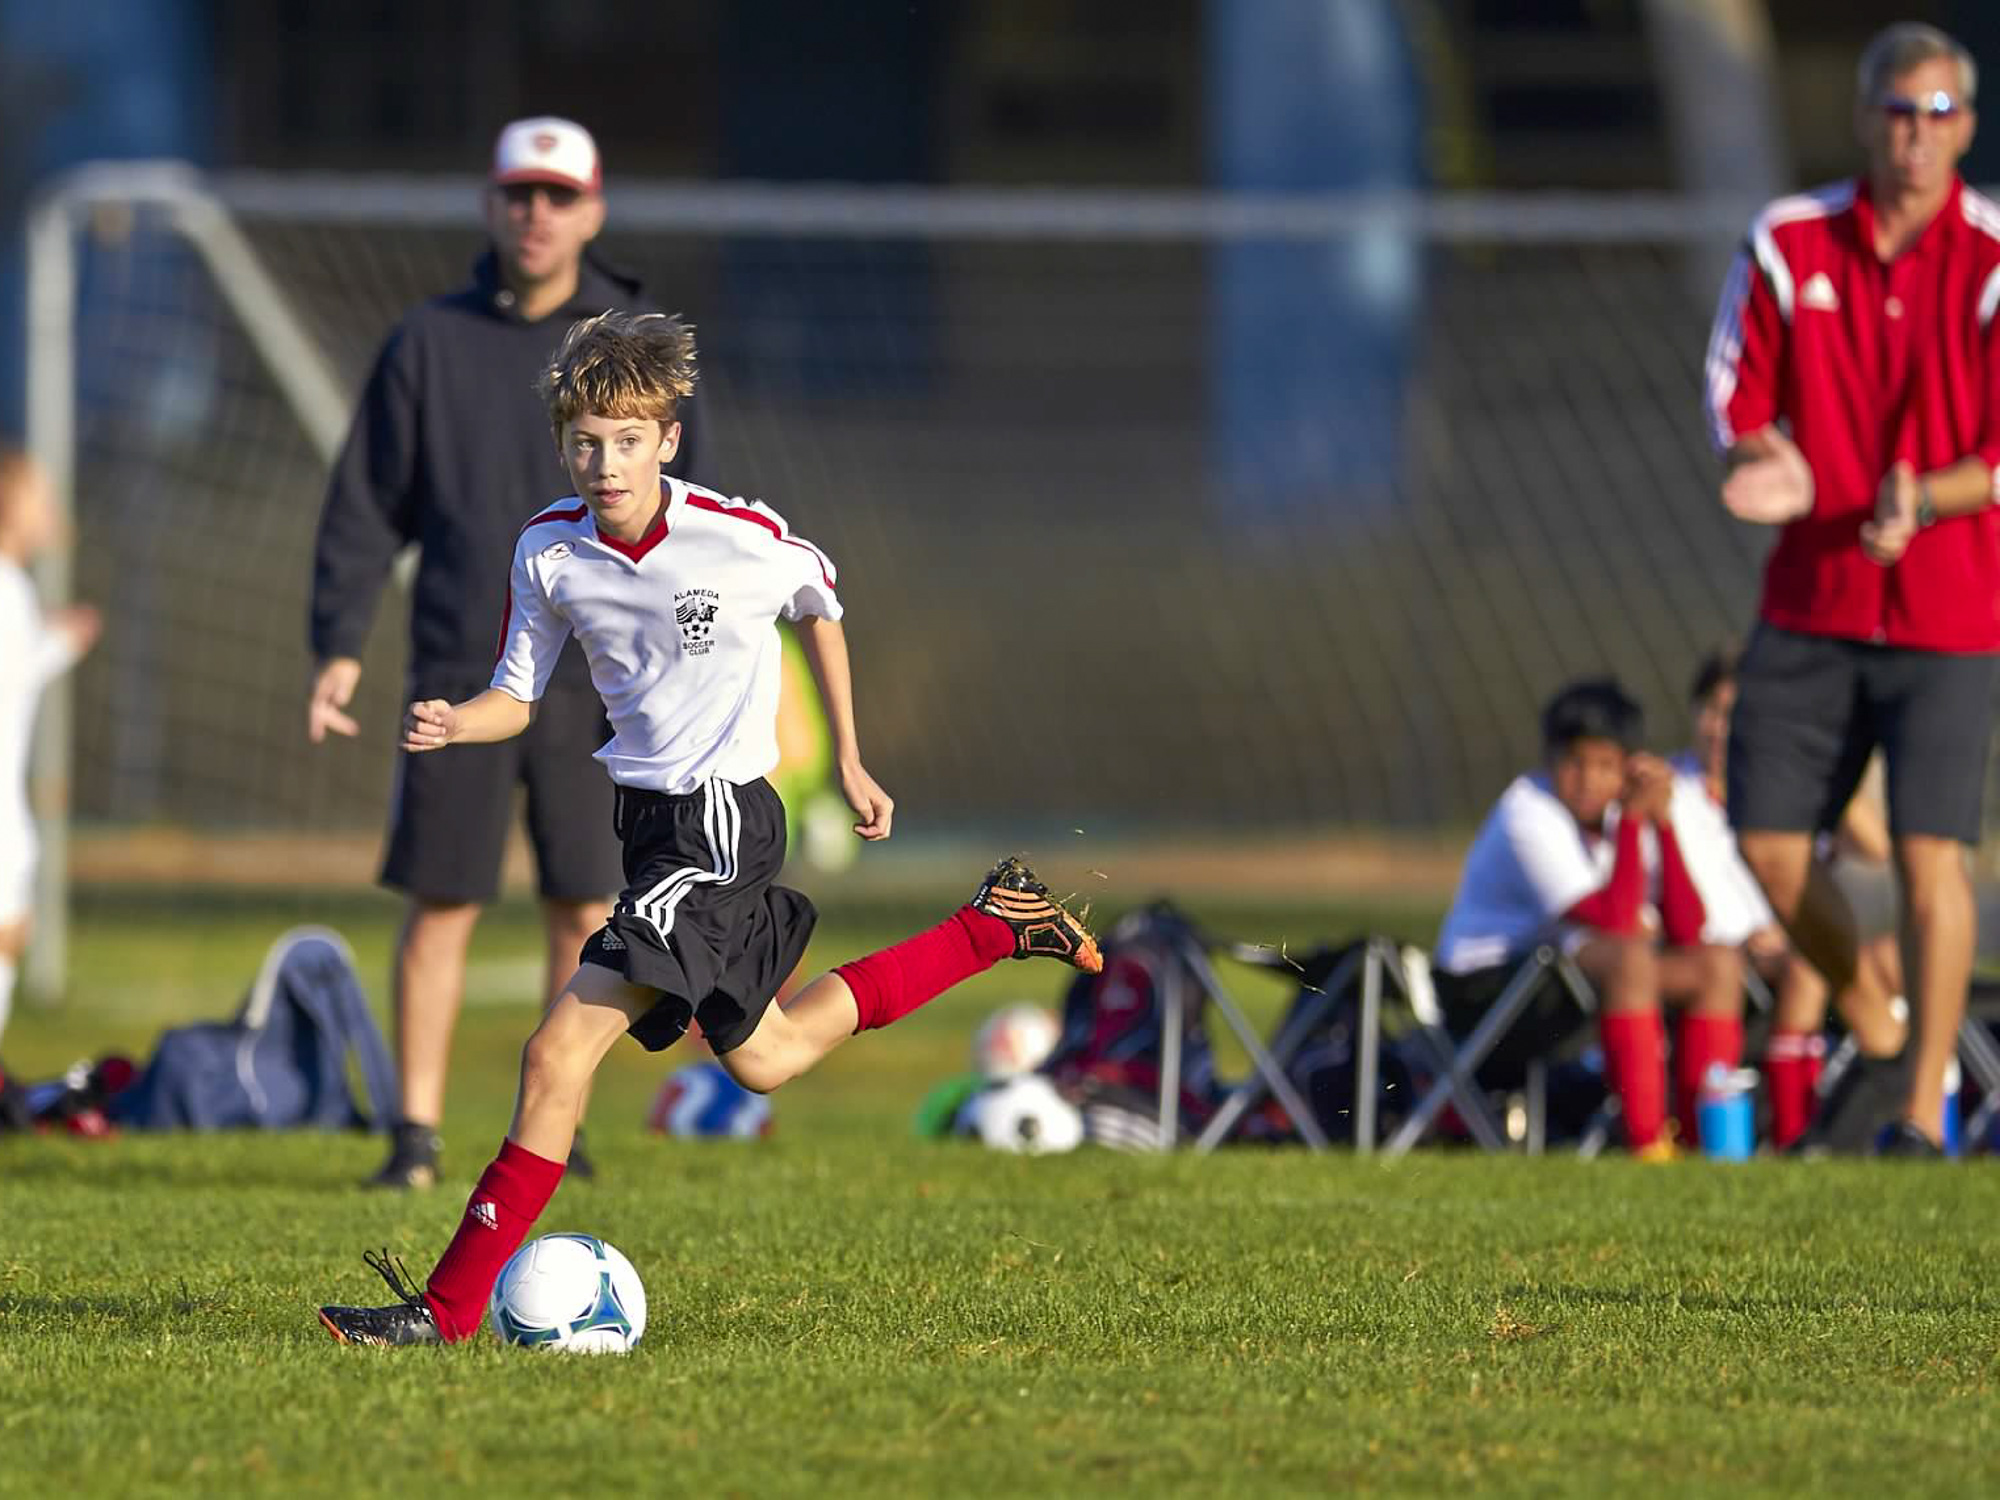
648, 1060, 774, 1138
488, 1233, 647, 1354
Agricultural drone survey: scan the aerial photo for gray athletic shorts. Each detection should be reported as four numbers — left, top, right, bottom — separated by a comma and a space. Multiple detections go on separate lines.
1726, 623, 1997, 846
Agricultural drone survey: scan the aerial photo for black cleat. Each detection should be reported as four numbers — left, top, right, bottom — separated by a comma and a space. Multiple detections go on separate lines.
972, 856, 1102, 973
318, 1249, 443, 1347
365, 1122, 441, 1190
1876, 1120, 1946, 1159
1797, 1053, 1908, 1156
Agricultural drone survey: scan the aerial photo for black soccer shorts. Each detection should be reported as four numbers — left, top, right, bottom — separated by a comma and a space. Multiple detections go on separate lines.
1727, 623, 1997, 844
580, 777, 817, 1055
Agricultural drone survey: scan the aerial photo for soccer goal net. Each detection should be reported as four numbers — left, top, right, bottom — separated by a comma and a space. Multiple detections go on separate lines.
26, 166, 1774, 983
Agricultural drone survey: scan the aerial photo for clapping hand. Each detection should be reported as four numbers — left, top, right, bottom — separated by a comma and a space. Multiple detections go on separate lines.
1722, 438, 1815, 525
1860, 462, 1921, 566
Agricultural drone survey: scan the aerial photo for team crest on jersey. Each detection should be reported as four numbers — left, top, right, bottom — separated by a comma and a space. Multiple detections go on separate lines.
542, 541, 574, 561
675, 588, 721, 655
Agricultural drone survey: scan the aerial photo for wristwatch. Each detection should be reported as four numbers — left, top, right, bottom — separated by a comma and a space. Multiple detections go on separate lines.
1916, 481, 1937, 528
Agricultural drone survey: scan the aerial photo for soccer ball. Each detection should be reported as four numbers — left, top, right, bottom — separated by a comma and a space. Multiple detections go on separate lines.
488, 1233, 647, 1354
646, 1060, 773, 1138
968, 1074, 1085, 1155
971, 1002, 1061, 1080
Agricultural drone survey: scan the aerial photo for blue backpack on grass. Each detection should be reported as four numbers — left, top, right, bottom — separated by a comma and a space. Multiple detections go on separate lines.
112, 926, 397, 1132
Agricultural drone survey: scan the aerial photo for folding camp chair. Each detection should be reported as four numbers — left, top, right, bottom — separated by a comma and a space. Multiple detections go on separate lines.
1958, 983, 2000, 1151
1192, 938, 1511, 1155
1133, 907, 1332, 1152
1381, 944, 1603, 1158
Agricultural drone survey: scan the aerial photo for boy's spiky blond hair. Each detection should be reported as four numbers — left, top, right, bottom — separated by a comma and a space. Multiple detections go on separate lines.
538, 311, 698, 437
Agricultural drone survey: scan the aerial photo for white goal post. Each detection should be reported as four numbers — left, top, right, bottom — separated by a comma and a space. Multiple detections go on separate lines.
25, 163, 352, 998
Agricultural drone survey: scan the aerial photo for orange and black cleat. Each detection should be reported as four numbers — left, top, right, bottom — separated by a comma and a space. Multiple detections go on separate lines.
972, 856, 1103, 974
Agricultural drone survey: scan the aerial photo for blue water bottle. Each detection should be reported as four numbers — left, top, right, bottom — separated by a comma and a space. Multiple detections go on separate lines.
1698, 1064, 1755, 1160
1941, 1058, 1962, 1157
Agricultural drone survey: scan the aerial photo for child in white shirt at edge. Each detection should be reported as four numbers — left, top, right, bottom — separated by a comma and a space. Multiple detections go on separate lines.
1435, 678, 1759, 1157
317, 312, 1103, 1347
0, 452, 100, 1050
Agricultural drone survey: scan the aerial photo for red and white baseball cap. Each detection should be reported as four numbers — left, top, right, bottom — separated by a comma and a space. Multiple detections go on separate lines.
491, 117, 602, 194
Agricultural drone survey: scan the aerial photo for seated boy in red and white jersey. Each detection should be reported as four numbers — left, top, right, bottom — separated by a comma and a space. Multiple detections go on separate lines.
1434, 679, 1759, 1157
318, 312, 1102, 1345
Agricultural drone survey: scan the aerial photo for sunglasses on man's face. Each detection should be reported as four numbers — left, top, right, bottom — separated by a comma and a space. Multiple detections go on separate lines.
500, 183, 583, 210
1881, 90, 1962, 123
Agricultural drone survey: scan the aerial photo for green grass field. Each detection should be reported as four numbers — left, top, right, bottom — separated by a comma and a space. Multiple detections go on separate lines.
5, 889, 1999, 1497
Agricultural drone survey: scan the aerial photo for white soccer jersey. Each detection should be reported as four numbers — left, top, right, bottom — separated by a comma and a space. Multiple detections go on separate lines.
1437, 774, 1633, 974
1435, 768, 1768, 975
1665, 753, 1775, 947
491, 478, 841, 795
0, 558, 83, 918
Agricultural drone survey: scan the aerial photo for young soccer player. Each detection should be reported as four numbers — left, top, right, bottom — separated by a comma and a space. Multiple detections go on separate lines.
1433, 679, 1758, 1156
317, 313, 1101, 1345
0, 452, 100, 1048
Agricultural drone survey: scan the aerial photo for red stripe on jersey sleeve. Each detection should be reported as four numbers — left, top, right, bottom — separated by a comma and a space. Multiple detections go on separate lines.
498, 506, 582, 666
685, 494, 836, 589
492, 592, 513, 667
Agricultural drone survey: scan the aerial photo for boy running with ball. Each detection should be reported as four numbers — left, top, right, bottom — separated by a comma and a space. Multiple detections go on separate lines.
318, 312, 1100, 1345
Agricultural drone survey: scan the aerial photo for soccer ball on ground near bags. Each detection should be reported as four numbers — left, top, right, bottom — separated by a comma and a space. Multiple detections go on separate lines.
968, 1074, 1085, 1154
488, 1233, 648, 1353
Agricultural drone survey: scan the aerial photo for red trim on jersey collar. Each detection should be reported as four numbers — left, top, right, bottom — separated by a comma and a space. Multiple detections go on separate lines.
595, 508, 669, 562
684, 493, 836, 589
521, 502, 588, 533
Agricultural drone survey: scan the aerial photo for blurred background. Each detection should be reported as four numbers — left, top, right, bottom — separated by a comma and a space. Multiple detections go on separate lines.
6, 0, 1999, 991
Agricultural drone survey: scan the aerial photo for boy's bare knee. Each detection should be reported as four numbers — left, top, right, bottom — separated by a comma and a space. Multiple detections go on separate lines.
1582, 935, 1657, 1012
1703, 943, 1744, 985
719, 1053, 784, 1095
719, 1038, 813, 1095
520, 1023, 593, 1100
1694, 943, 1745, 1015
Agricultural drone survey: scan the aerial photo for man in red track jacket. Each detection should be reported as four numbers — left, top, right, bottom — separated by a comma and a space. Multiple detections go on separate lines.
1706, 22, 1997, 1155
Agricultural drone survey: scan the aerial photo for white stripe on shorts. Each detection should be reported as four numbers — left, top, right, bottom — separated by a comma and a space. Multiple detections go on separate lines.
626, 780, 742, 950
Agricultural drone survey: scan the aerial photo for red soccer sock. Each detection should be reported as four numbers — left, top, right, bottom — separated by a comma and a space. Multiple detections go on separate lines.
1763, 1030, 1825, 1151
1675, 1013, 1745, 1145
838, 906, 1015, 1033
423, 1138, 566, 1341
1600, 1010, 1668, 1150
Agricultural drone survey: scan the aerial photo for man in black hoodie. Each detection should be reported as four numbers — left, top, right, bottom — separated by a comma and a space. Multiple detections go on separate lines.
306, 117, 702, 1188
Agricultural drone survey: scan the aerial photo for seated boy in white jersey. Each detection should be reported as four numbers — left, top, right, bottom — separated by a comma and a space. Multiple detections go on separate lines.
318, 313, 1103, 1346
1434, 679, 1758, 1157
0, 452, 101, 1052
